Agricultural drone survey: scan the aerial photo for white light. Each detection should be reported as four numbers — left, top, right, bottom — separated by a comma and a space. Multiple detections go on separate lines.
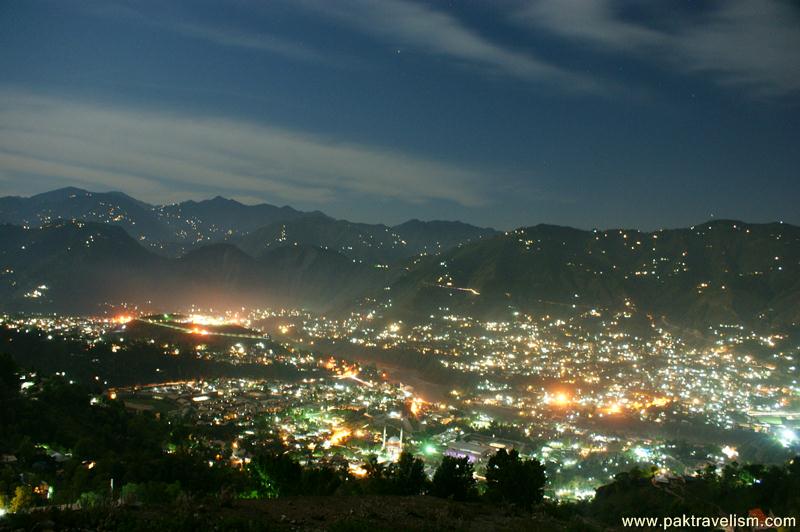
721, 446, 738, 459
779, 428, 797, 446
633, 447, 650, 460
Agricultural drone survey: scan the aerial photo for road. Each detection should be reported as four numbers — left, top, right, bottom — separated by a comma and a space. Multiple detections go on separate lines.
136, 318, 270, 341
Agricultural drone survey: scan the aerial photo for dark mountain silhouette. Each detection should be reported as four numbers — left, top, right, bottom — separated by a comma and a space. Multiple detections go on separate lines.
393, 219, 498, 257
0, 188, 496, 262
0, 187, 172, 243
0, 221, 166, 311
155, 196, 310, 246
238, 213, 496, 263
385, 220, 800, 328
0, 222, 388, 313
1, 190, 798, 328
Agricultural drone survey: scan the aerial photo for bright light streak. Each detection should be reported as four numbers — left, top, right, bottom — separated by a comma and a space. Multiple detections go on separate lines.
328, 428, 351, 447
545, 391, 571, 407
349, 464, 368, 477
721, 445, 738, 459
187, 314, 229, 326
779, 428, 797, 447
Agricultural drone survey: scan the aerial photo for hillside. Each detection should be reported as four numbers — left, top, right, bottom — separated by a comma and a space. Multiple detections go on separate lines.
0, 188, 312, 255
1, 216, 798, 328
0, 222, 389, 313
155, 196, 310, 246
238, 214, 496, 264
386, 220, 800, 328
0, 188, 496, 262
0, 221, 166, 310
2, 496, 574, 531
0, 187, 171, 243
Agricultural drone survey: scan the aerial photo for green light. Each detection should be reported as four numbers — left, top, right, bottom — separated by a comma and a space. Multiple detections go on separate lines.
425, 445, 437, 455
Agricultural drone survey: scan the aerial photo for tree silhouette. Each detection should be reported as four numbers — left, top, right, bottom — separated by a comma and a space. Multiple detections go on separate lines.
389, 451, 428, 495
10, 485, 34, 513
431, 456, 475, 501
249, 452, 302, 497
485, 448, 546, 508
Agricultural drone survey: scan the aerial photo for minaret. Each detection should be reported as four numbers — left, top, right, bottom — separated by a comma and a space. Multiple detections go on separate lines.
382, 426, 387, 450
399, 427, 403, 449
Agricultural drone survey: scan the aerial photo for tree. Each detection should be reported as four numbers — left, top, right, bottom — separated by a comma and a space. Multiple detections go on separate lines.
77, 491, 104, 509
0, 353, 18, 398
359, 454, 390, 494
697, 463, 718, 483
363, 454, 387, 482
120, 481, 182, 505
249, 452, 302, 497
14, 437, 37, 465
10, 485, 34, 513
485, 448, 546, 508
431, 456, 475, 501
301, 465, 344, 496
388, 451, 428, 495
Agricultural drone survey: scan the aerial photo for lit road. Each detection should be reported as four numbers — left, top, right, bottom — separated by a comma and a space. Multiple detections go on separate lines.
136, 318, 270, 340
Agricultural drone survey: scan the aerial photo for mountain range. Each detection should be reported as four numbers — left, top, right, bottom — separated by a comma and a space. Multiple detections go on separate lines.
1, 188, 798, 329
0, 221, 388, 313
0, 187, 495, 260
388, 221, 800, 328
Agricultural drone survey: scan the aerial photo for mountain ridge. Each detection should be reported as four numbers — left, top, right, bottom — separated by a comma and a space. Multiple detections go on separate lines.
0, 188, 497, 261
385, 219, 800, 328
1, 189, 798, 328
0, 221, 390, 314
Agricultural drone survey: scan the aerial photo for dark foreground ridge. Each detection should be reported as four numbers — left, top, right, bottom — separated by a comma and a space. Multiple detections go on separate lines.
1, 496, 573, 532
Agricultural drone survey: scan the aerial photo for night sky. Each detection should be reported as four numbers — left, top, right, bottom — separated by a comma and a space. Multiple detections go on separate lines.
1, 0, 798, 230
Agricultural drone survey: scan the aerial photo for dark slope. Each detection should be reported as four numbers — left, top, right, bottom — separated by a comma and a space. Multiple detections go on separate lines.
1, 208, 797, 327
0, 221, 166, 311
0, 187, 172, 242
386, 220, 800, 328
1, 189, 494, 261
238, 214, 497, 264
238, 214, 406, 263
155, 196, 311, 244
0, 222, 388, 313
0, 188, 313, 255
258, 244, 389, 309
393, 219, 497, 256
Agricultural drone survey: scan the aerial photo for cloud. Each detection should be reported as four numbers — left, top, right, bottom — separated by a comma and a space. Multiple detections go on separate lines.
296, 0, 604, 91
90, 0, 606, 91
86, 2, 329, 65
517, 0, 800, 96
169, 21, 325, 63
0, 91, 488, 207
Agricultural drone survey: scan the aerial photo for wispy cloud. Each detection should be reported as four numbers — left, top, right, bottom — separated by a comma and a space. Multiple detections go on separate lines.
0, 91, 488, 207
517, 0, 800, 96
169, 21, 325, 63
296, 0, 604, 91
86, 2, 329, 65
